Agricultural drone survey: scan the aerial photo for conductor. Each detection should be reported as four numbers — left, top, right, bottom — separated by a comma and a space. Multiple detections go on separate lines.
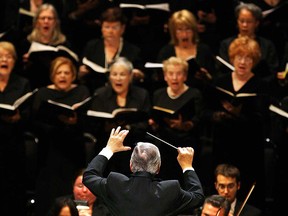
83, 126, 205, 216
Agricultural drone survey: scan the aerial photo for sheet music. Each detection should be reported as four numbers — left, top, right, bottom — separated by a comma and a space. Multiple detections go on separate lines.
19, 8, 35, 17
216, 56, 235, 71
82, 57, 108, 73
144, 62, 163, 68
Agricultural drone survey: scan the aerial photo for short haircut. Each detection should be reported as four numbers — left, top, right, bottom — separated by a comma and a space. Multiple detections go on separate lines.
49, 56, 77, 82
0, 41, 17, 60
162, 56, 189, 76
214, 164, 241, 183
235, 3, 263, 21
100, 6, 127, 24
228, 36, 261, 66
130, 142, 161, 174
109, 57, 133, 74
72, 168, 86, 186
203, 194, 231, 216
47, 197, 79, 216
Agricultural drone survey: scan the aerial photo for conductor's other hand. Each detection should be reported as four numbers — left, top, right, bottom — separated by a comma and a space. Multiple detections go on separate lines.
106, 126, 131, 153
177, 147, 194, 170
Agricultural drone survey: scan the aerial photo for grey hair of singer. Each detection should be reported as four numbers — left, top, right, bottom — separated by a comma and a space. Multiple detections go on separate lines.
235, 3, 263, 21
109, 57, 134, 73
130, 142, 161, 174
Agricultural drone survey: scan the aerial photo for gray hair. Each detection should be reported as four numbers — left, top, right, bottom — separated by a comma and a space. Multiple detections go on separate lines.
235, 3, 263, 21
109, 57, 134, 74
130, 142, 161, 174
162, 56, 189, 76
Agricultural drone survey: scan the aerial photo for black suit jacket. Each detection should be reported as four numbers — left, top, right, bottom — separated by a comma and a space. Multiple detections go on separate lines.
234, 200, 262, 216
83, 154, 205, 216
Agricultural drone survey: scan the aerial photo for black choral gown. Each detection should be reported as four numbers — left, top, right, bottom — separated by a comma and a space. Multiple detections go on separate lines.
157, 43, 216, 92
80, 38, 144, 93
87, 84, 151, 176
205, 73, 269, 210
151, 87, 204, 185
32, 85, 90, 215
0, 74, 31, 215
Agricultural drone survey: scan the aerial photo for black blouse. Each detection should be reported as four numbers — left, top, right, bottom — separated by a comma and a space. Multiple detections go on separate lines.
80, 38, 143, 93
157, 43, 216, 91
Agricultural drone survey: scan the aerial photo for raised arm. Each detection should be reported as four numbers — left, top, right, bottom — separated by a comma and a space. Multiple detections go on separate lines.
177, 147, 194, 171
105, 126, 131, 153
83, 127, 130, 198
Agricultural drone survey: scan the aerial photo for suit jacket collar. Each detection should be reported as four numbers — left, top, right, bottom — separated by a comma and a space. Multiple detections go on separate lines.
130, 171, 161, 181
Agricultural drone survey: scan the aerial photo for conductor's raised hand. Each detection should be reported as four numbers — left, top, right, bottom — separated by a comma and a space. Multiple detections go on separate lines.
177, 147, 194, 170
106, 126, 131, 153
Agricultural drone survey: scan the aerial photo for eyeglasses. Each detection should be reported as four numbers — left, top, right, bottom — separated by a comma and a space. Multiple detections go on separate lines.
38, 16, 55, 21
102, 25, 122, 31
216, 183, 236, 191
235, 55, 253, 63
0, 55, 13, 61
176, 28, 193, 33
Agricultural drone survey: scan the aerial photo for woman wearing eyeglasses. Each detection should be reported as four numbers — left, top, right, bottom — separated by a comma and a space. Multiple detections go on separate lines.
218, 3, 279, 79
204, 36, 269, 211
19, 3, 75, 89
0, 41, 32, 215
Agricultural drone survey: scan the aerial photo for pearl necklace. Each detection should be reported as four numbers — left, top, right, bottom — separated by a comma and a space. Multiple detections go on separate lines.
167, 84, 188, 99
